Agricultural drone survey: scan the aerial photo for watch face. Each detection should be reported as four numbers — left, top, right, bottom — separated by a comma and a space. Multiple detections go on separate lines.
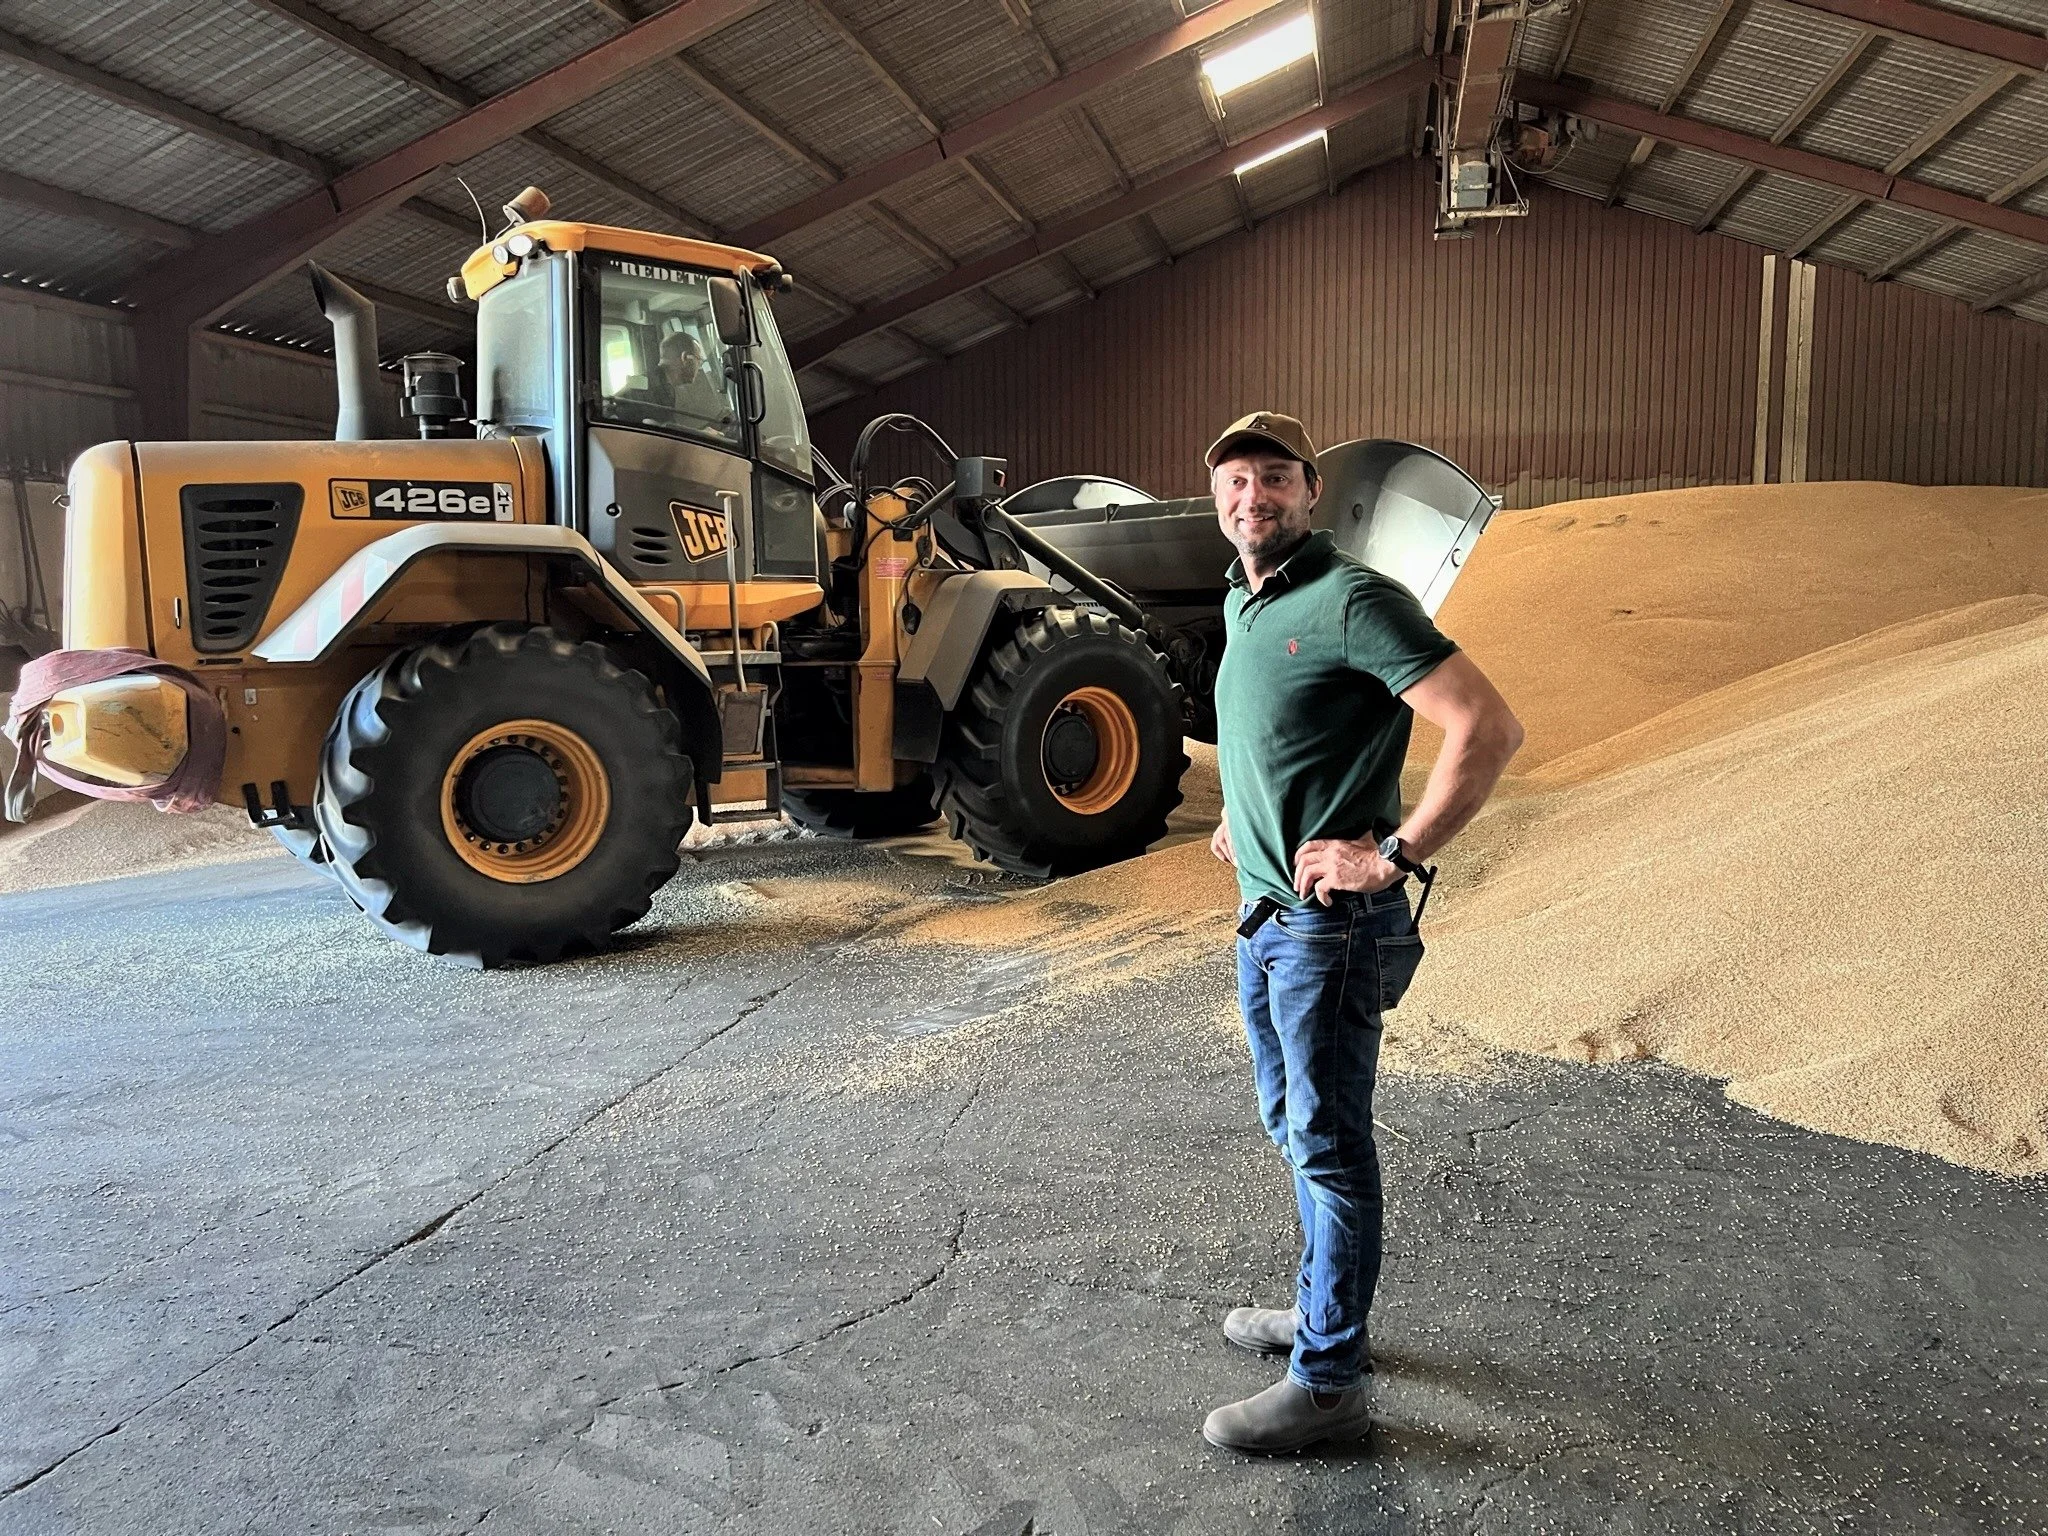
1379, 836, 1402, 862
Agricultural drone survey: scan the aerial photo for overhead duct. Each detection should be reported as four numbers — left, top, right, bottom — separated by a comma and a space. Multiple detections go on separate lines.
1434, 0, 1564, 237
307, 263, 390, 441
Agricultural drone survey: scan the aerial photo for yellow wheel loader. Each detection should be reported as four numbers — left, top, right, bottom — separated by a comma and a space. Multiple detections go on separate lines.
19, 189, 1205, 965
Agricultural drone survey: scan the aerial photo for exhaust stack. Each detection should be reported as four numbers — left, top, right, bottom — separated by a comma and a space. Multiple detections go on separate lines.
307, 263, 389, 441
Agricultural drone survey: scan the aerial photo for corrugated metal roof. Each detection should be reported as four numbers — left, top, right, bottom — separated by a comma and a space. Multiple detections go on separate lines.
543, 66, 822, 232
878, 172, 1016, 265
985, 256, 1087, 317
1148, 179, 1247, 252
973, 108, 1128, 226
828, 0, 1048, 128
0, 58, 311, 236
1321, 0, 1422, 90
341, 0, 618, 100
1082, 57, 1220, 180
1065, 218, 1165, 289
1327, 95, 1415, 180
1910, 228, 2047, 301
1680, 2, 1866, 140
1534, 0, 2048, 341
1565, 0, 1725, 109
0, 0, 2040, 427
1793, 36, 1998, 170
1810, 199, 1947, 270
690, 0, 931, 178
1911, 71, 2048, 199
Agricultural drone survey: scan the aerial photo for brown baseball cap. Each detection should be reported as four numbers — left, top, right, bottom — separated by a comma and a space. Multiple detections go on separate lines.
1205, 411, 1319, 473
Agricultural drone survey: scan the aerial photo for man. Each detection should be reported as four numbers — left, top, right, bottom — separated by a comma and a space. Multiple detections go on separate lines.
656, 330, 731, 430
1201, 411, 1523, 1455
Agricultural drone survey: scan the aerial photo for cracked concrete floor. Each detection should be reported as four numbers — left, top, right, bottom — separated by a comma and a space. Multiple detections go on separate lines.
2, 833, 2044, 1536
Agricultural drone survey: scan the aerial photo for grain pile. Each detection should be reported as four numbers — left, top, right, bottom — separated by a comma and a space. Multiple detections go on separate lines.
1423, 480, 2048, 766
0, 795, 276, 895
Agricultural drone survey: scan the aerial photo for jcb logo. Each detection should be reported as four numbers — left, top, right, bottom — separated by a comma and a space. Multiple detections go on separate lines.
671, 501, 731, 563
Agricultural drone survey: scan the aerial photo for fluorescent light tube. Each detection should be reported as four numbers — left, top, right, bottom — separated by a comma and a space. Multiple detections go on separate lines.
1235, 129, 1326, 176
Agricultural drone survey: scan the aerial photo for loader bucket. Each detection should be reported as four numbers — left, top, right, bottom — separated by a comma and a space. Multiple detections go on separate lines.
1004, 439, 1497, 618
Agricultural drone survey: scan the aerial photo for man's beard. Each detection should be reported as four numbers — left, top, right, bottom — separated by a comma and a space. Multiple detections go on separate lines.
1230, 509, 1309, 560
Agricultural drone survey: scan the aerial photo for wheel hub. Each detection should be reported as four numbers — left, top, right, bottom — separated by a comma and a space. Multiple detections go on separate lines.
1042, 707, 1101, 790
455, 744, 565, 845
1039, 686, 1141, 815
440, 720, 612, 884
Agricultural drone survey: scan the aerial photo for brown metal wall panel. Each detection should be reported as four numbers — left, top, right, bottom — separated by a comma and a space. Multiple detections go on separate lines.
814, 158, 2048, 505
1806, 264, 2048, 489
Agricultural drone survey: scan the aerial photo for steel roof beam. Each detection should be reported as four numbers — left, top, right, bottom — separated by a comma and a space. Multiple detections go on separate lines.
1606, 135, 1657, 208
1780, 61, 2017, 256
1972, 265, 2048, 315
1866, 145, 2048, 280
1773, 27, 1877, 145
124, 0, 763, 333
1782, 0, 2047, 72
1691, 166, 1754, 232
1659, 0, 1739, 113
1866, 219, 1960, 279
1549, 0, 1590, 81
997, 0, 1063, 80
731, 0, 1295, 250
246, 0, 732, 244
1516, 78, 2048, 251
0, 24, 331, 180
1784, 191, 1863, 257
0, 168, 195, 249
790, 56, 1433, 371
809, 0, 941, 137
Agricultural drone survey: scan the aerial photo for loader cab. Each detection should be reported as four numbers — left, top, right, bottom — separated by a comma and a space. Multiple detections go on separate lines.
466, 223, 819, 599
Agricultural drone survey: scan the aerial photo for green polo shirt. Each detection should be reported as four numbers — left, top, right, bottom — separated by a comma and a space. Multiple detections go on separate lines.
1215, 530, 1459, 907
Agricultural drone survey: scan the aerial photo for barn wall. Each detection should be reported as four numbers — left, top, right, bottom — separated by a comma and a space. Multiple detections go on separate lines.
812, 158, 2048, 507
1806, 263, 2048, 488
0, 287, 381, 480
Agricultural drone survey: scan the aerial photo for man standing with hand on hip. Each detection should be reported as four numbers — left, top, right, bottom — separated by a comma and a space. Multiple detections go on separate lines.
1200, 412, 1523, 1455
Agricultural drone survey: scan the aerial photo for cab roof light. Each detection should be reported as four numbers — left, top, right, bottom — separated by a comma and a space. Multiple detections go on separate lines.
1201, 12, 1317, 99
1234, 128, 1326, 177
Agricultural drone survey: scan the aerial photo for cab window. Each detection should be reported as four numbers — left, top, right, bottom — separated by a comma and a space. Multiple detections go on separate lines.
590, 257, 741, 448
748, 282, 812, 484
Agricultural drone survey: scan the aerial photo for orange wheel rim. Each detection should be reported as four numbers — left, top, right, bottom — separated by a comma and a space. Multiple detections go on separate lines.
1042, 686, 1141, 815
440, 718, 611, 884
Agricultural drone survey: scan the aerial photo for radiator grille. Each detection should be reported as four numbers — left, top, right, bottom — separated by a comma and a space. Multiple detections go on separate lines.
178, 483, 303, 654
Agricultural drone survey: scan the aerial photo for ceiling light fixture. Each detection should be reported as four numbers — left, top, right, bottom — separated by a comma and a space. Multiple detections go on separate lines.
1235, 129, 1327, 176
1202, 12, 1317, 98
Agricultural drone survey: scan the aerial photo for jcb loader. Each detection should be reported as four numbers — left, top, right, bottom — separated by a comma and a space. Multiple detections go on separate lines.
13, 189, 1202, 965
13, 187, 1496, 967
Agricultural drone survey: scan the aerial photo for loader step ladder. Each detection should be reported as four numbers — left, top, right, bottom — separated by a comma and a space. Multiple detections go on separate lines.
706, 649, 783, 823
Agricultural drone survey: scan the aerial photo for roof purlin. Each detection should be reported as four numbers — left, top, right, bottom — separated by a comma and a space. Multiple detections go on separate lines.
732, 0, 1296, 250
1519, 78, 2048, 252
791, 55, 1437, 370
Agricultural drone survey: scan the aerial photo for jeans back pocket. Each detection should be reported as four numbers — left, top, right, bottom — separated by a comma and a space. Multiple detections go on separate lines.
1374, 933, 1426, 1012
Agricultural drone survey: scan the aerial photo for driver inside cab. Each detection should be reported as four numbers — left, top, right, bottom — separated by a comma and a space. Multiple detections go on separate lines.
657, 330, 733, 434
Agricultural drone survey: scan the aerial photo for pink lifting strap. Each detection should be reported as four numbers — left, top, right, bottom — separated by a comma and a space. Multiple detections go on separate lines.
3, 649, 229, 822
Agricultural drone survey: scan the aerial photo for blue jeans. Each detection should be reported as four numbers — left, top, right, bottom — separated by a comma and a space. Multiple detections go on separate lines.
1235, 884, 1423, 1394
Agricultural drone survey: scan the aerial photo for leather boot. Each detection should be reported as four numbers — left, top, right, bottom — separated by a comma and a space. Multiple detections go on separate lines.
1221, 1305, 1297, 1357
1201, 1378, 1372, 1455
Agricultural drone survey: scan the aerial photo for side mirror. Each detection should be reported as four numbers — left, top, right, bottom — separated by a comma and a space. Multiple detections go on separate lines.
708, 277, 749, 348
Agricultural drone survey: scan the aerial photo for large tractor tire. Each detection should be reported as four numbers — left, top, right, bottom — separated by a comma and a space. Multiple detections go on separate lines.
782, 773, 940, 839
934, 608, 1187, 879
269, 823, 336, 879
314, 624, 696, 967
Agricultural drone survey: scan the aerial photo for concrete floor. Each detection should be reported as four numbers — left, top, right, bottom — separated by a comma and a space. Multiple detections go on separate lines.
2, 834, 2044, 1535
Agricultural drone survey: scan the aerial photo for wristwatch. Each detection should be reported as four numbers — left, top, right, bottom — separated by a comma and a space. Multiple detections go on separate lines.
1377, 833, 1426, 876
